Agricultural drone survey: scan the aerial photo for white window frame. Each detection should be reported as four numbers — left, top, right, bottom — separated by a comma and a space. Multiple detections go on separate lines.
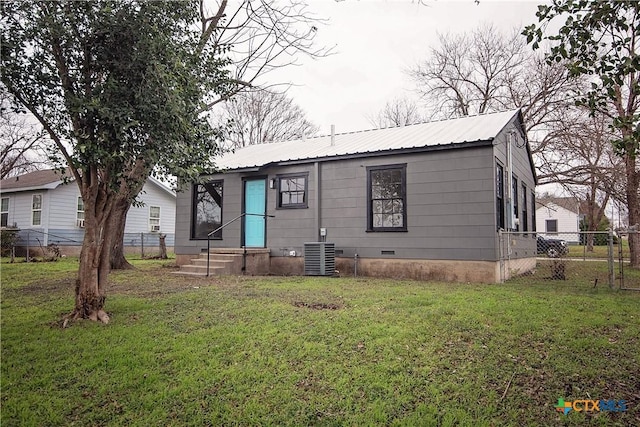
76, 196, 85, 228
1, 197, 9, 227
149, 206, 160, 232
32, 194, 42, 226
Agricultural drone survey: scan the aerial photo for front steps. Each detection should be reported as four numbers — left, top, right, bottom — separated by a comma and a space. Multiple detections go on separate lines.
175, 248, 270, 276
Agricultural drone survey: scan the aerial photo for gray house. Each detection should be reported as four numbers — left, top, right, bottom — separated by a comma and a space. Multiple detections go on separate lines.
0, 169, 176, 255
174, 109, 537, 282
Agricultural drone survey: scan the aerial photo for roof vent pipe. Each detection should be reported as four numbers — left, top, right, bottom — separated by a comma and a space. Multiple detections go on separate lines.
331, 124, 335, 146
302, 132, 306, 142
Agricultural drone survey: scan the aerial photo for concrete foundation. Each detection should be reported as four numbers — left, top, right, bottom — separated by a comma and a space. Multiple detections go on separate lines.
177, 248, 535, 283
270, 256, 534, 283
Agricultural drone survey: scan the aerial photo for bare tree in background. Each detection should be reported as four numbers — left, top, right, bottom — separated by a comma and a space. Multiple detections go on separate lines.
368, 97, 424, 128
537, 108, 625, 250
0, 87, 48, 179
408, 24, 571, 155
220, 90, 318, 149
200, 0, 331, 108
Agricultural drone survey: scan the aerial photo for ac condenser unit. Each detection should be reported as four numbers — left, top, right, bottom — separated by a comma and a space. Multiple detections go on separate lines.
304, 242, 335, 276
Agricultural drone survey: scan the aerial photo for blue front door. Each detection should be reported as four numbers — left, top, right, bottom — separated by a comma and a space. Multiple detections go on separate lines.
244, 179, 266, 247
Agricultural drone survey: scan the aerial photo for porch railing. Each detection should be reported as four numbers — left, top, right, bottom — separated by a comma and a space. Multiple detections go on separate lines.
206, 212, 275, 276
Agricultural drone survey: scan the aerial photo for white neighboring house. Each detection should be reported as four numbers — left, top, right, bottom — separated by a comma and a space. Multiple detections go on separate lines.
535, 196, 580, 243
0, 169, 175, 254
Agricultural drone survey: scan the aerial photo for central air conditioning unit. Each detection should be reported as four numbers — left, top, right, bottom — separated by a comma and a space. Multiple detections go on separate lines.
304, 242, 335, 276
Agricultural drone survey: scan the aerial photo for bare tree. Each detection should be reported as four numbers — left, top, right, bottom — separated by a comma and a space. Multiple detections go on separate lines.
525, 0, 640, 267
219, 89, 318, 149
0, 87, 48, 179
200, 0, 331, 108
368, 97, 424, 128
538, 108, 625, 250
408, 24, 571, 154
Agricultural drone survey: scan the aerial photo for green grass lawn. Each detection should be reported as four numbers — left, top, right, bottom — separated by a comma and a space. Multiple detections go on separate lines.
567, 242, 630, 259
1, 257, 639, 426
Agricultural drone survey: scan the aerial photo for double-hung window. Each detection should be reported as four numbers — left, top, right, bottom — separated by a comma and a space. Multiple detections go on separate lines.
277, 173, 308, 209
367, 164, 407, 232
512, 175, 519, 231
149, 206, 160, 231
496, 163, 505, 229
1, 197, 9, 227
522, 183, 528, 234
32, 194, 42, 226
531, 191, 536, 233
77, 197, 85, 227
192, 180, 223, 239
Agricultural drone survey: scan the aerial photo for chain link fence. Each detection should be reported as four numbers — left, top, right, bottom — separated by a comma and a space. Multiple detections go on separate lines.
1, 228, 173, 260
500, 230, 640, 290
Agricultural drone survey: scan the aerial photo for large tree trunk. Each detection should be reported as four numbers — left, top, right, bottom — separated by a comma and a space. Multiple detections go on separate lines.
67, 207, 113, 325
625, 151, 640, 267
110, 196, 134, 270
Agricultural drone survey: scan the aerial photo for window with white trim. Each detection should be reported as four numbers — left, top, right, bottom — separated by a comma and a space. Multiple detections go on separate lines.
32, 194, 42, 226
76, 197, 85, 227
149, 206, 160, 231
1, 197, 9, 227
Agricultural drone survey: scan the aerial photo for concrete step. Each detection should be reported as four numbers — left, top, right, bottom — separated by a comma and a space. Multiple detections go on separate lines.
190, 258, 235, 267
177, 265, 227, 275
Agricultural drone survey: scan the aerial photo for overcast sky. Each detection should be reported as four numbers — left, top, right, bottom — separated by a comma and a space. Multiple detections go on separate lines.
268, 0, 543, 135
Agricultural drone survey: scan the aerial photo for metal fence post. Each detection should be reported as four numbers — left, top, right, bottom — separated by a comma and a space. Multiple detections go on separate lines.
140, 232, 144, 259
608, 228, 614, 288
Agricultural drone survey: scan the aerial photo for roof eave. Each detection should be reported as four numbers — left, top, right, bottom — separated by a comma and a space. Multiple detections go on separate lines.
0, 181, 63, 193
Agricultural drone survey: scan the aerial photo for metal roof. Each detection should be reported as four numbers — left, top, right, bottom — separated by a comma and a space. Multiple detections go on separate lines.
216, 109, 520, 170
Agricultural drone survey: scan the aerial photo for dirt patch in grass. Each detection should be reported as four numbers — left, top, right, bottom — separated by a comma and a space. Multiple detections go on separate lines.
293, 301, 342, 310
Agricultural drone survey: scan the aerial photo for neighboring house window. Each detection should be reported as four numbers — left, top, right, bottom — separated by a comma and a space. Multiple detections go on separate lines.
1, 197, 8, 227
512, 175, 519, 231
367, 164, 407, 232
546, 219, 558, 234
496, 163, 504, 229
192, 180, 223, 239
76, 197, 85, 227
531, 191, 536, 233
149, 206, 160, 231
32, 194, 42, 226
277, 173, 308, 209
522, 184, 528, 234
